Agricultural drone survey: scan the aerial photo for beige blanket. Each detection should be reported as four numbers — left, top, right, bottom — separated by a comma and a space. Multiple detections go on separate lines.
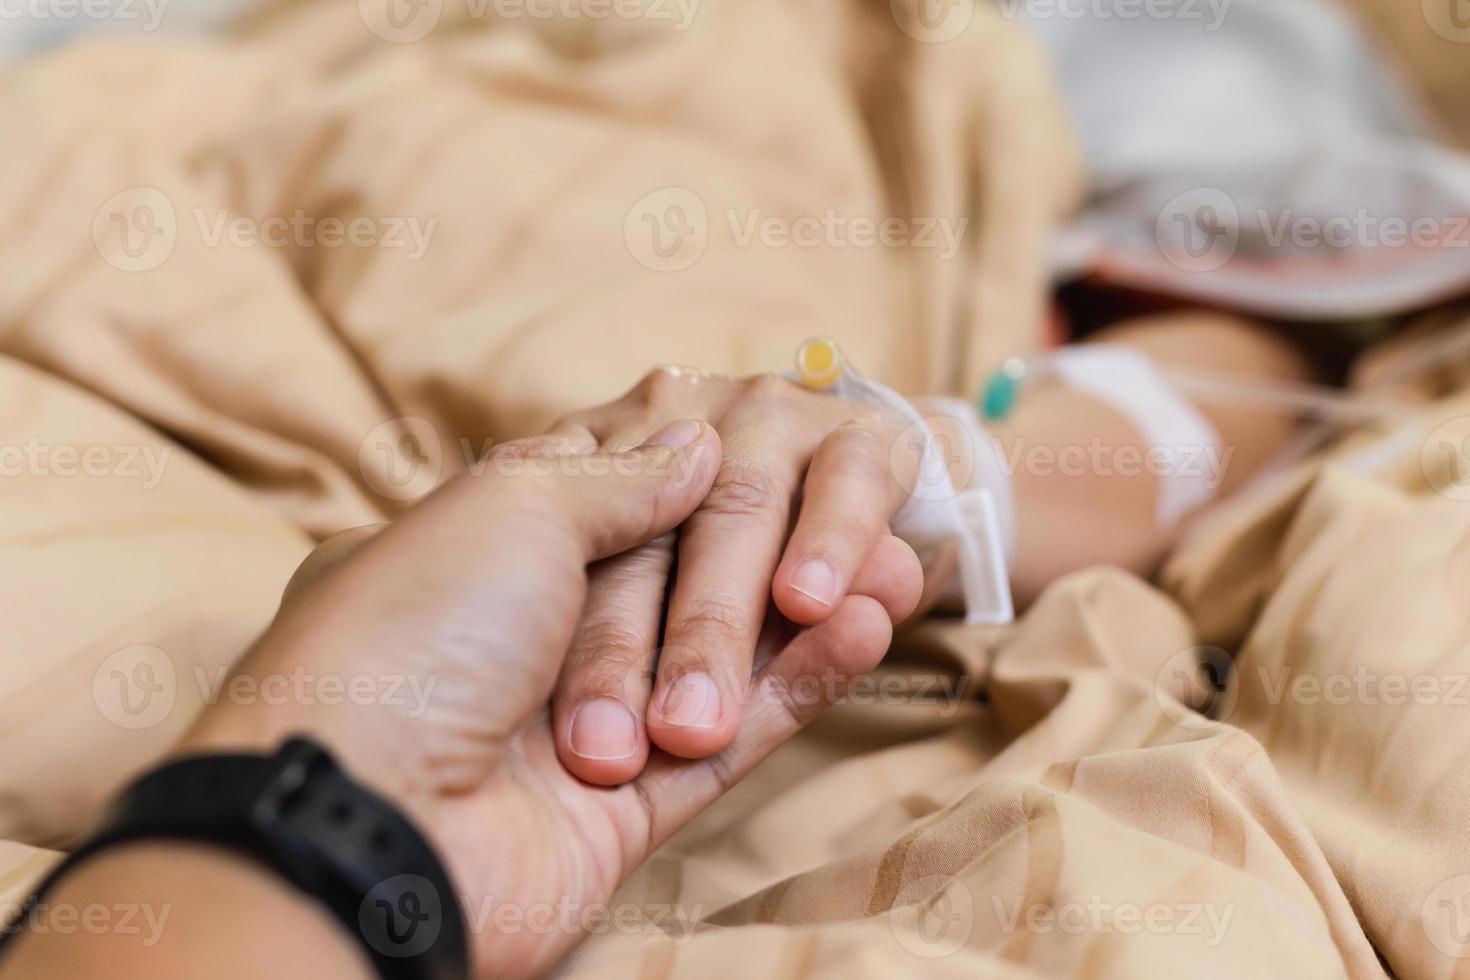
3, 3, 1470, 977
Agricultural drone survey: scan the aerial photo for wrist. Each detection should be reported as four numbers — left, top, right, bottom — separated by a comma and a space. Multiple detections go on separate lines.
0, 843, 372, 980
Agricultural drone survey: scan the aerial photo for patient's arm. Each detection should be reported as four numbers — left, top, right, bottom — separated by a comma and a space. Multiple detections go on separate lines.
991, 309, 1314, 607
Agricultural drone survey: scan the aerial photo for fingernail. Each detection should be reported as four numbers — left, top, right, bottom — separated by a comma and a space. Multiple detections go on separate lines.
658, 672, 721, 729
568, 699, 639, 760
642, 419, 701, 449
789, 557, 838, 607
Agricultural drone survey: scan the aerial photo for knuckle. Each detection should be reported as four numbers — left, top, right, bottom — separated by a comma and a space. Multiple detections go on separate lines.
827, 426, 893, 481
574, 653, 654, 698
703, 458, 785, 521
575, 615, 650, 660
742, 371, 795, 402
606, 536, 676, 579
826, 419, 887, 460
493, 435, 572, 460
551, 408, 595, 432
638, 366, 690, 406
671, 598, 748, 648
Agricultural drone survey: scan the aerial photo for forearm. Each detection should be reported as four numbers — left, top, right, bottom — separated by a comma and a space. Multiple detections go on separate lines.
999, 310, 1313, 605
0, 843, 373, 980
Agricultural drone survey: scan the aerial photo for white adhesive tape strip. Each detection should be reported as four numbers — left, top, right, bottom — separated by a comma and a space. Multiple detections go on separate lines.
1050, 346, 1224, 526
824, 378, 1014, 625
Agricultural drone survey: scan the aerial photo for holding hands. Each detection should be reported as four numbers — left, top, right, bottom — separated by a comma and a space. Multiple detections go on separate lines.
498, 367, 928, 783
171, 369, 926, 977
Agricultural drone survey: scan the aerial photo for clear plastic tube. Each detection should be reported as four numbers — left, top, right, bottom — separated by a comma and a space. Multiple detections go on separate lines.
1160, 367, 1415, 427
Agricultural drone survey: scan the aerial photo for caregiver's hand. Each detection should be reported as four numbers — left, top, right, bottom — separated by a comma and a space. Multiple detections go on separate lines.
175, 421, 920, 979
502, 368, 925, 784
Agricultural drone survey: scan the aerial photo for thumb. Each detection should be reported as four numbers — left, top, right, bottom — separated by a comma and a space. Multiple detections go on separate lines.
368, 418, 720, 585
479, 418, 721, 562
547, 418, 722, 561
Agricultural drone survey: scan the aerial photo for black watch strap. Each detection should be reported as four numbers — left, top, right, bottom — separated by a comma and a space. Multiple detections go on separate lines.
0, 737, 468, 980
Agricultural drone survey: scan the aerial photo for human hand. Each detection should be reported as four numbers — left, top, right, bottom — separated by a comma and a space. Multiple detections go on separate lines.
181, 420, 922, 979
497, 368, 935, 786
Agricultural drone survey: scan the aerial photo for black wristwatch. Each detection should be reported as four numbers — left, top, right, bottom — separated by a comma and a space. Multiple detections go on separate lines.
0, 737, 469, 980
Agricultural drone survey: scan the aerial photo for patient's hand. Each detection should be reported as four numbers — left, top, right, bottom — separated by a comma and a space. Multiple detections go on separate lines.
499, 368, 926, 785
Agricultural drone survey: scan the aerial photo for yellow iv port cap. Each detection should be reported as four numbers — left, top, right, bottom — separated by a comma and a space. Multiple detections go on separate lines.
795, 336, 845, 390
